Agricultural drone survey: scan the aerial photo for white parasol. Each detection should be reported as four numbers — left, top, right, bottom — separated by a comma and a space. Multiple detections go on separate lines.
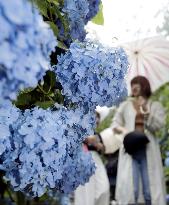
121, 36, 169, 93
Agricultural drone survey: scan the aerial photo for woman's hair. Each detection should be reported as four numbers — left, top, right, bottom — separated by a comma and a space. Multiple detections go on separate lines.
131, 75, 152, 98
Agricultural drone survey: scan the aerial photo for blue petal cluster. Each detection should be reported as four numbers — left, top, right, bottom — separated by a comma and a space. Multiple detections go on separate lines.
0, 106, 95, 197
54, 41, 128, 110
0, 0, 57, 101
59, 146, 95, 193
85, 0, 101, 23
55, 0, 99, 46
63, 0, 89, 42
0, 101, 20, 156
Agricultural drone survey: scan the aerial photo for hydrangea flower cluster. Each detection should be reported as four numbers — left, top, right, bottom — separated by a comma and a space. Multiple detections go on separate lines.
0, 106, 95, 197
54, 41, 128, 111
63, 0, 89, 42
0, 0, 129, 198
58, 146, 95, 193
0, 0, 57, 101
85, 0, 101, 23
62, 0, 101, 43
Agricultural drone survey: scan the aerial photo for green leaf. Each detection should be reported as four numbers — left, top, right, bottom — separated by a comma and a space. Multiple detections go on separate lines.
57, 40, 68, 50
42, 71, 56, 93
33, 0, 49, 18
92, 2, 104, 25
35, 101, 55, 109
46, 21, 59, 37
19, 87, 34, 94
47, 71, 56, 89
14, 93, 32, 107
46, 0, 59, 6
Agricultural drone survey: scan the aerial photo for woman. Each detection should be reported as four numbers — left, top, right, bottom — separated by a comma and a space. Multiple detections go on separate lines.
112, 76, 166, 205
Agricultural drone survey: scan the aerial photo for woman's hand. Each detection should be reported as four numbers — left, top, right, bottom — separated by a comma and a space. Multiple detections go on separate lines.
137, 96, 150, 114
85, 135, 98, 144
137, 96, 147, 106
85, 135, 105, 152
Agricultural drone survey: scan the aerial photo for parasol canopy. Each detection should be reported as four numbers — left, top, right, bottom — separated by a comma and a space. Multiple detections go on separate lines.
122, 36, 169, 93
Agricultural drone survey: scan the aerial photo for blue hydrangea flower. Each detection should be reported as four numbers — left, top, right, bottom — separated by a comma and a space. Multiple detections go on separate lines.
57, 0, 101, 46
63, 0, 89, 42
0, 106, 95, 197
0, 0, 57, 101
59, 146, 95, 193
85, 0, 101, 23
53, 41, 129, 111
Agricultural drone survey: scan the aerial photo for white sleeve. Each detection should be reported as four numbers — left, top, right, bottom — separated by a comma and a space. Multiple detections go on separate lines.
111, 101, 126, 129
100, 128, 123, 154
146, 101, 166, 133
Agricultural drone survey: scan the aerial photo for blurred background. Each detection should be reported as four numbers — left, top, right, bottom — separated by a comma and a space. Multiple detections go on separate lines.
87, 0, 169, 43
87, 0, 169, 203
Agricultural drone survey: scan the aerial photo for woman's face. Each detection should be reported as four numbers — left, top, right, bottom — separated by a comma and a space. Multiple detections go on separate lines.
131, 83, 141, 97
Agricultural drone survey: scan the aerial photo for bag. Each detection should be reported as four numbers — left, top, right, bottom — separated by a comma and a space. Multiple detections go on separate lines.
123, 131, 149, 155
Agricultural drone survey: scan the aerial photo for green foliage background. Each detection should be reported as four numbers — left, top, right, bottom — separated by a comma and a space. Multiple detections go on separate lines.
151, 83, 169, 153
151, 83, 169, 185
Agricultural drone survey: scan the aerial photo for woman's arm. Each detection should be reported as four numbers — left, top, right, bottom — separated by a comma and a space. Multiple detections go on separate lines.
145, 101, 166, 133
